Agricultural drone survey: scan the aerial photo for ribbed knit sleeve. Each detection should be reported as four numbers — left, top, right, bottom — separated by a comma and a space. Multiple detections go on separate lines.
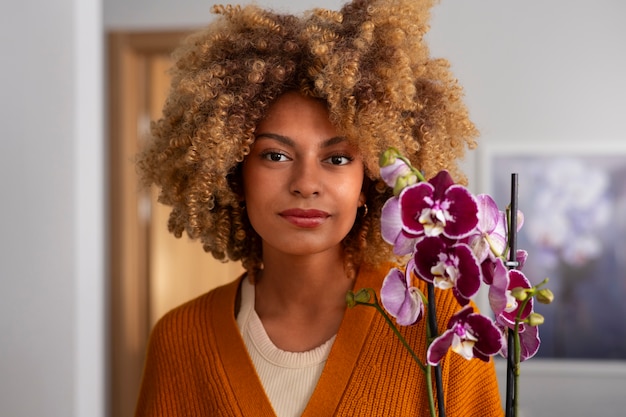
134, 280, 260, 417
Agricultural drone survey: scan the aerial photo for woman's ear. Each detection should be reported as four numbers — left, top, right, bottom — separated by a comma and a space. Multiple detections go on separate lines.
359, 174, 372, 207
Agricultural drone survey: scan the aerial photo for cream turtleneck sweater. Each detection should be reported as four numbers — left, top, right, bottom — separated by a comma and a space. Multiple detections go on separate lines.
236, 279, 335, 417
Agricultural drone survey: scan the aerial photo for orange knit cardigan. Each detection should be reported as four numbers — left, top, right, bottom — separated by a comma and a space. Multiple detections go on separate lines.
135, 262, 504, 416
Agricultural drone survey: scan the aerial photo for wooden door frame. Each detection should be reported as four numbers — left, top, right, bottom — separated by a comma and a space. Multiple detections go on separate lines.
107, 30, 189, 417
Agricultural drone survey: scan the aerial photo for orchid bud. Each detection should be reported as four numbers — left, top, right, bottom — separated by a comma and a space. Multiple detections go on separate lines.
510, 287, 529, 302
379, 148, 400, 167
346, 289, 370, 308
346, 291, 356, 308
527, 313, 545, 327
347, 288, 371, 307
536, 288, 554, 304
354, 288, 372, 304
393, 173, 418, 196
381, 159, 412, 190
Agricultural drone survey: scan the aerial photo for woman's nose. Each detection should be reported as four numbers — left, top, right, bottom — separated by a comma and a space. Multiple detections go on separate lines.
289, 159, 322, 197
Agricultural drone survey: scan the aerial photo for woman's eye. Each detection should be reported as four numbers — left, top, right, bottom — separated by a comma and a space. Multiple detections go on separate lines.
325, 155, 353, 166
262, 151, 289, 162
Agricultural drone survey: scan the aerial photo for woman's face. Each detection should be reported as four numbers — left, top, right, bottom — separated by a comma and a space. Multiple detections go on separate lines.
242, 91, 365, 259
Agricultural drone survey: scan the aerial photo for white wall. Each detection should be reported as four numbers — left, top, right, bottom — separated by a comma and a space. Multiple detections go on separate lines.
104, 0, 345, 30
0, 1, 104, 417
426, 0, 626, 189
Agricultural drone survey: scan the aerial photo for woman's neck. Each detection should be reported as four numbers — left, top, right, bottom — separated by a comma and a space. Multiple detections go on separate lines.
252, 248, 356, 351
257, 248, 353, 307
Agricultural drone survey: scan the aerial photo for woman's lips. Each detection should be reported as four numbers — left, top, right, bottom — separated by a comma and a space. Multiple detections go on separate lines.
279, 209, 330, 228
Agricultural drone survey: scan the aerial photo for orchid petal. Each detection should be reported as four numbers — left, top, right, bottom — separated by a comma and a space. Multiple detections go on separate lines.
468, 233, 491, 264
412, 236, 446, 284
499, 324, 541, 362
381, 197, 403, 245
467, 313, 505, 358
399, 182, 434, 235
519, 325, 541, 361
487, 258, 510, 315
381, 268, 424, 326
427, 329, 456, 365
476, 194, 500, 234
516, 249, 528, 270
452, 244, 482, 300
381, 198, 419, 256
442, 186, 479, 239
488, 213, 508, 259
498, 269, 534, 328
481, 258, 496, 286
429, 170, 455, 196
489, 209, 524, 259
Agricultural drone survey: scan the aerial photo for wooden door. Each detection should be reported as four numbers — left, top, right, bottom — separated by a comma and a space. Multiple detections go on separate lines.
108, 31, 243, 417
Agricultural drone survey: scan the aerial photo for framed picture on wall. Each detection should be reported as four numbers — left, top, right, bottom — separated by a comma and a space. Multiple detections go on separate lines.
479, 142, 626, 360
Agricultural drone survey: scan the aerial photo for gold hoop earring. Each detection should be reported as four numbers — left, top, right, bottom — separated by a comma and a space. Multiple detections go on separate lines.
361, 203, 368, 217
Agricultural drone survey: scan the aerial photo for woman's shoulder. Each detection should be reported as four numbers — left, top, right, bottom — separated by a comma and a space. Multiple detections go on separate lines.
149, 277, 242, 344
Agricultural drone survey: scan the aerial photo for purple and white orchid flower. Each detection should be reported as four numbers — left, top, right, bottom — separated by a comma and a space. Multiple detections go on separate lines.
427, 305, 504, 365
399, 170, 479, 240
484, 258, 541, 361
412, 236, 482, 306
487, 257, 534, 329
500, 283, 534, 330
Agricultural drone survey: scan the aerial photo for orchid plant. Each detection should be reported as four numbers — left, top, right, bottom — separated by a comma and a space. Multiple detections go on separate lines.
347, 148, 554, 417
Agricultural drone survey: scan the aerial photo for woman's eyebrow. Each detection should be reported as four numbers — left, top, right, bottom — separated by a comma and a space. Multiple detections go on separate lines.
321, 136, 347, 148
254, 132, 347, 148
255, 133, 295, 147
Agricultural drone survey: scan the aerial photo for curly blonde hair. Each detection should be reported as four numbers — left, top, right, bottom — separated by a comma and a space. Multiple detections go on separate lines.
137, 0, 478, 279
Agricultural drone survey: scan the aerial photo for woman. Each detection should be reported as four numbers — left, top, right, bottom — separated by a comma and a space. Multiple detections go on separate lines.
135, 0, 503, 416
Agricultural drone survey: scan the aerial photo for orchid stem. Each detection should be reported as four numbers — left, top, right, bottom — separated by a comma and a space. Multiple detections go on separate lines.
505, 173, 519, 417
355, 291, 426, 373
355, 290, 442, 417
510, 296, 531, 416
425, 363, 437, 417
505, 331, 516, 417
427, 283, 445, 417
396, 153, 427, 182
